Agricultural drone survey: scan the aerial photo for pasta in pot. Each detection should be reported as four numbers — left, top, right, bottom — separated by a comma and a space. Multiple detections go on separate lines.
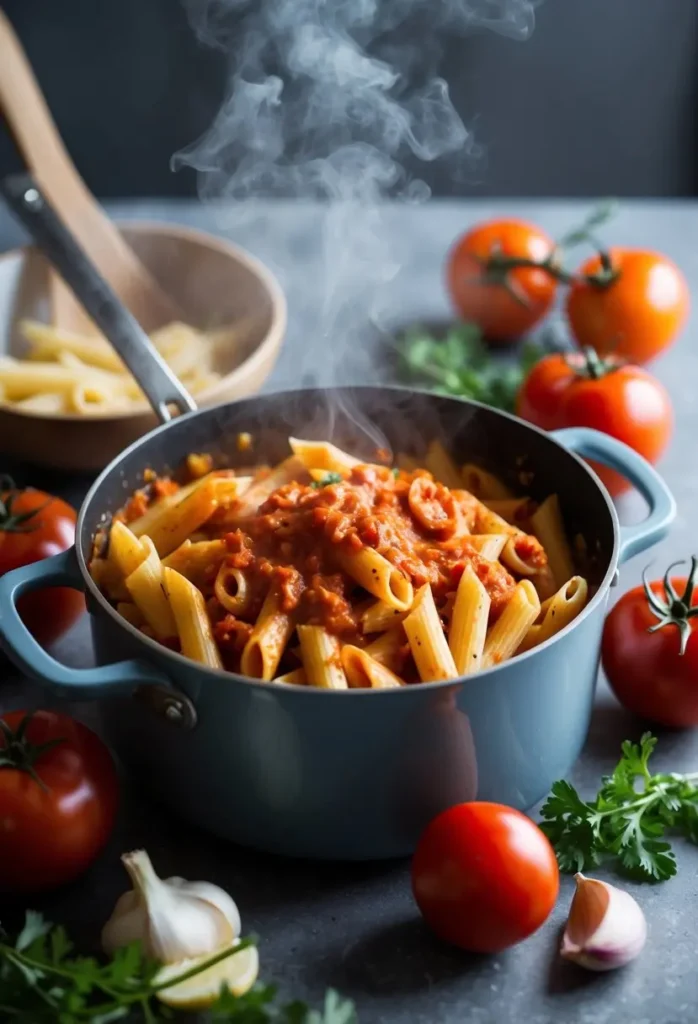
89, 438, 588, 687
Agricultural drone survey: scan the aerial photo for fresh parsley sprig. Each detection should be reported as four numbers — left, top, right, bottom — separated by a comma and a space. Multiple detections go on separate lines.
539, 733, 698, 882
0, 912, 357, 1023
397, 323, 549, 412
310, 472, 343, 489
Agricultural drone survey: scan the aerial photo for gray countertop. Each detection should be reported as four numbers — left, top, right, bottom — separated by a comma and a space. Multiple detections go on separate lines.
1, 199, 698, 1023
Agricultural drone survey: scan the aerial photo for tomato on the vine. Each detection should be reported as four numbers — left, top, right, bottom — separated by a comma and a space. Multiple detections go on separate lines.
447, 220, 558, 343
516, 349, 673, 496
602, 558, 698, 728
411, 802, 559, 953
0, 710, 118, 892
567, 248, 689, 365
0, 481, 84, 645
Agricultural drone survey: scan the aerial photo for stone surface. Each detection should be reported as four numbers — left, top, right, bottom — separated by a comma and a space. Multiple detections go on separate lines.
1, 199, 697, 1022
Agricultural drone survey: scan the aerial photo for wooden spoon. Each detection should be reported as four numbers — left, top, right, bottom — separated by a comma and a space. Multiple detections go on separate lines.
0, 8, 185, 333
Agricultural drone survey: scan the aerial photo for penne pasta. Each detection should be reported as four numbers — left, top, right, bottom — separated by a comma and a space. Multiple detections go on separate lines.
163, 567, 223, 669
336, 545, 413, 611
449, 565, 491, 675
289, 438, 361, 474
240, 589, 294, 681
341, 645, 404, 689
21, 319, 126, 371
468, 533, 508, 561
363, 627, 406, 673
297, 625, 348, 690
108, 520, 148, 580
403, 584, 458, 682
530, 494, 575, 589
273, 667, 307, 686
424, 440, 462, 489
482, 580, 541, 668
125, 537, 177, 640
361, 598, 408, 635
461, 463, 513, 500
91, 434, 587, 687
519, 576, 588, 652
214, 563, 252, 615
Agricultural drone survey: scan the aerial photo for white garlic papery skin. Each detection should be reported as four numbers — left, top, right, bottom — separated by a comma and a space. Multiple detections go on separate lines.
561, 873, 647, 972
102, 849, 241, 964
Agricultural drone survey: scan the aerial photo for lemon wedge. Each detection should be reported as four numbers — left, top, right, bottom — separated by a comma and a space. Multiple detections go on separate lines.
155, 941, 259, 1010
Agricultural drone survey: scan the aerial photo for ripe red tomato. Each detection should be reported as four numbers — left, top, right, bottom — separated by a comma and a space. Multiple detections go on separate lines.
0, 710, 118, 892
602, 559, 698, 727
0, 482, 84, 645
516, 350, 673, 496
447, 220, 558, 343
567, 248, 689, 365
411, 802, 559, 953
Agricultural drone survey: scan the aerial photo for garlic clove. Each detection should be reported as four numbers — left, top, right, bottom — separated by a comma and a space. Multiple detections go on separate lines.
102, 850, 241, 965
561, 873, 647, 972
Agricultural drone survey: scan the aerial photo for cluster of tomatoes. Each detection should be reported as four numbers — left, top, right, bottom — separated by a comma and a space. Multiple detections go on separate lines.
447, 217, 689, 497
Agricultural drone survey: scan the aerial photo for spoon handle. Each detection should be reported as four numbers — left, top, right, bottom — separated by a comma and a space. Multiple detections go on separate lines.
1, 173, 196, 423
0, 8, 184, 332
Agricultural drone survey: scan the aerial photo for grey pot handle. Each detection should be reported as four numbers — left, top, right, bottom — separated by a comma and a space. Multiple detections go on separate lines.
0, 172, 196, 423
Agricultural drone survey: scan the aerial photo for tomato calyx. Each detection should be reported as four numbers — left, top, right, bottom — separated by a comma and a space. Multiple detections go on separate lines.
0, 477, 50, 534
580, 248, 621, 290
474, 243, 574, 307
0, 713, 65, 789
643, 556, 698, 656
565, 347, 621, 381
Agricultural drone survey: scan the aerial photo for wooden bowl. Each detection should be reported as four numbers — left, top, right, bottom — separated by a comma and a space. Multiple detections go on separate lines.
0, 221, 287, 472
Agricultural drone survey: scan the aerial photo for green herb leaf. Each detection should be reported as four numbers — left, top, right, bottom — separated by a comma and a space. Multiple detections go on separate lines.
0, 914, 357, 1022
540, 733, 698, 882
310, 472, 343, 490
397, 324, 553, 414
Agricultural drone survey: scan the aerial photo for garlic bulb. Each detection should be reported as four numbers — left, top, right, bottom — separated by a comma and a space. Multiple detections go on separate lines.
561, 873, 647, 971
102, 849, 241, 964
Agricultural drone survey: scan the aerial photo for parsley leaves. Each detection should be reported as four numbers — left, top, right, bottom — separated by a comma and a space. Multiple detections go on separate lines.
539, 733, 698, 882
310, 472, 343, 489
398, 323, 550, 413
0, 913, 357, 1023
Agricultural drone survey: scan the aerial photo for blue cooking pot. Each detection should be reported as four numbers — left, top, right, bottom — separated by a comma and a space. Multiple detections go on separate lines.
0, 386, 675, 860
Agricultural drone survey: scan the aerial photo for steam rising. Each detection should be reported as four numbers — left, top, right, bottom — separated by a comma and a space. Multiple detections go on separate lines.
176, 0, 538, 445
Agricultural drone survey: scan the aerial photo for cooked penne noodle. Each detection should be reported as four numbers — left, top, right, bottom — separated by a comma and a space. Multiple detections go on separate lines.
530, 494, 575, 589
162, 539, 227, 588
115, 601, 146, 628
336, 546, 413, 611
449, 565, 491, 675
231, 456, 307, 517
163, 567, 223, 669
289, 438, 361, 474
424, 440, 462, 489
214, 564, 251, 615
273, 668, 307, 685
13, 392, 66, 413
482, 580, 541, 668
341, 646, 403, 689
145, 477, 224, 557
125, 537, 177, 640
363, 627, 406, 673
461, 463, 513, 500
468, 533, 508, 561
297, 625, 348, 690
240, 589, 293, 680
108, 521, 149, 579
403, 584, 458, 682
361, 598, 408, 634
397, 452, 419, 472
91, 434, 588, 686
519, 576, 588, 652
483, 497, 535, 523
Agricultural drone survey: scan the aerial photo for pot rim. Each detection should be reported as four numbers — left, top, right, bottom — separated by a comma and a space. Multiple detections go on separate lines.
75, 384, 620, 696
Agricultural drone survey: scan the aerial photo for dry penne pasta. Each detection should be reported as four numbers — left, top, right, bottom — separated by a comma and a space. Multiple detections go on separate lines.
89, 436, 587, 686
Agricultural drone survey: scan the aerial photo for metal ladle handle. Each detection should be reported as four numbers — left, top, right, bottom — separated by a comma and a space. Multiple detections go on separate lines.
0, 172, 197, 423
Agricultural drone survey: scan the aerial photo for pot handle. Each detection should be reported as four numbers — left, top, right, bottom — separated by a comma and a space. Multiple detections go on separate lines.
0, 549, 193, 715
551, 427, 676, 564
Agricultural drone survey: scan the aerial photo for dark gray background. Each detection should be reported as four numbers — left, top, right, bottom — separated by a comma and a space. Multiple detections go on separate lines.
2, 0, 697, 199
